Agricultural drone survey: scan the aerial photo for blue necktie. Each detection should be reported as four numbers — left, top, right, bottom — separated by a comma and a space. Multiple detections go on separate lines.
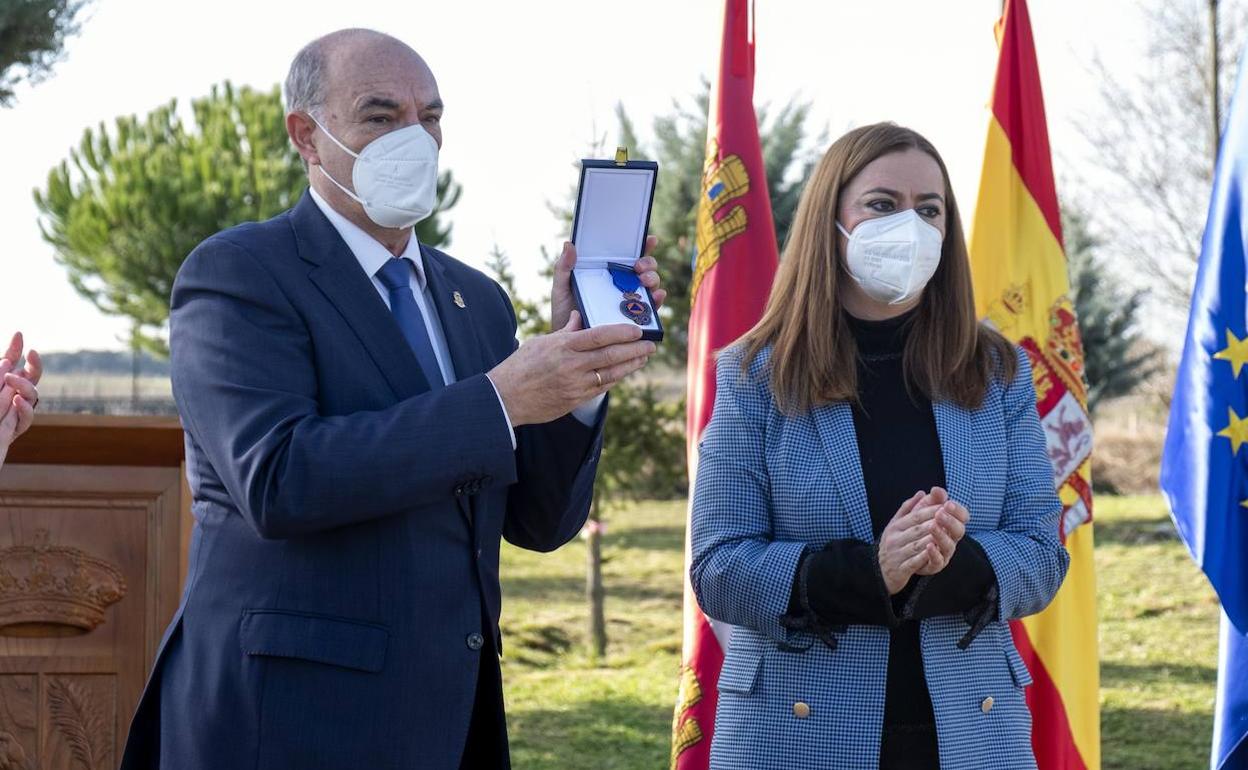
376, 257, 445, 391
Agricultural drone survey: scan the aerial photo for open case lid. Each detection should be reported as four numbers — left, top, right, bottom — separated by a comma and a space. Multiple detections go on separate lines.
570, 157, 659, 269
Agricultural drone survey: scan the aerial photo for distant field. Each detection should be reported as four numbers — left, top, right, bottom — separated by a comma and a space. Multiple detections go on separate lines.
499, 495, 1217, 769
38, 374, 172, 399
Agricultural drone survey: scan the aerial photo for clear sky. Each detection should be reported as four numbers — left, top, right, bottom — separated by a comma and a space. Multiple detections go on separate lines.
2, 0, 1146, 353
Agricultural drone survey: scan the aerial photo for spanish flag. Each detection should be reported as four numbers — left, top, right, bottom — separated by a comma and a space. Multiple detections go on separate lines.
968, 0, 1100, 768
671, 0, 779, 767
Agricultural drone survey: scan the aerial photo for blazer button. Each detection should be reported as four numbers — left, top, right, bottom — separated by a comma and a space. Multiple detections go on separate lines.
466, 632, 485, 650
981, 696, 994, 714
793, 701, 810, 719
454, 485, 465, 497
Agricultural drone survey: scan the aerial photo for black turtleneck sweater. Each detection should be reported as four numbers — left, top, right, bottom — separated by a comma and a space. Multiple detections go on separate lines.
786, 311, 997, 766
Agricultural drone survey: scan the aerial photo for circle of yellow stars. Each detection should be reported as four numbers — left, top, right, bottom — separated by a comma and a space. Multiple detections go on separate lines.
1213, 329, 1248, 508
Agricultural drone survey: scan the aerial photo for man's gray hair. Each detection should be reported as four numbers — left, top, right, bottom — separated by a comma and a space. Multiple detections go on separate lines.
284, 38, 328, 115
285, 29, 400, 116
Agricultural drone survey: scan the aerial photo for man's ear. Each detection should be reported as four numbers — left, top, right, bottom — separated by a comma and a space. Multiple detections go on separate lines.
287, 112, 321, 168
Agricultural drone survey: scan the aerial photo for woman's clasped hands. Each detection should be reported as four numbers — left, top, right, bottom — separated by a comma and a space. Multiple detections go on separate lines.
877, 487, 970, 595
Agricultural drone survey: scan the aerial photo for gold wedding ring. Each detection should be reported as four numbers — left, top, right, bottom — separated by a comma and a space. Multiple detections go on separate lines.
593, 370, 604, 387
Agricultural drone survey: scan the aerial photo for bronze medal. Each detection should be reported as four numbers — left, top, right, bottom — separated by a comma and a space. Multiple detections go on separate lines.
619, 291, 652, 326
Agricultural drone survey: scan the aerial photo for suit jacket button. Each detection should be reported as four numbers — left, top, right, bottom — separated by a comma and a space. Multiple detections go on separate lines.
467, 632, 485, 650
793, 701, 810, 719
981, 696, 994, 714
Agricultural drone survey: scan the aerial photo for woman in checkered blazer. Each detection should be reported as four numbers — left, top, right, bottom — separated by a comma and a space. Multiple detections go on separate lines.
690, 123, 1069, 770
0, 332, 40, 471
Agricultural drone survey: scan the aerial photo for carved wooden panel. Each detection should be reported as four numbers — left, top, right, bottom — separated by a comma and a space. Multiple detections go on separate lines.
42, 676, 114, 770
0, 674, 118, 770
0, 530, 127, 638
0, 675, 37, 769
0, 453, 188, 770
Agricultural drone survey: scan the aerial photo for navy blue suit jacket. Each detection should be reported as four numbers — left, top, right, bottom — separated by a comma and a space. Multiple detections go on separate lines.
120, 192, 604, 769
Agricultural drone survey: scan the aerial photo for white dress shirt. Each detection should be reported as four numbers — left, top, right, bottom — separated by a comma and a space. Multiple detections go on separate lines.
309, 189, 603, 445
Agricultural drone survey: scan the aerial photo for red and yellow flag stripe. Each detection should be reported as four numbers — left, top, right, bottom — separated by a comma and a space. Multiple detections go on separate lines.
672, 2, 780, 769
969, 1, 1100, 768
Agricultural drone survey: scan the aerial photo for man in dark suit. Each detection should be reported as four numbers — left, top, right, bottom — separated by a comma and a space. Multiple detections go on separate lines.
120, 27, 665, 770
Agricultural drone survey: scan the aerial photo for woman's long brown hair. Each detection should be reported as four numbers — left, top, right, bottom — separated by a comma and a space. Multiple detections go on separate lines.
738, 122, 1017, 413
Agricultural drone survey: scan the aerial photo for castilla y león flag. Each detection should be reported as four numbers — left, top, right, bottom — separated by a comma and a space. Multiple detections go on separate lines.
968, 1, 1100, 768
670, 0, 779, 767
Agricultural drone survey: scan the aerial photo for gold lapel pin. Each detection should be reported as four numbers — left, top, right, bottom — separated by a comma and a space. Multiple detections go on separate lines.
452, 291, 466, 309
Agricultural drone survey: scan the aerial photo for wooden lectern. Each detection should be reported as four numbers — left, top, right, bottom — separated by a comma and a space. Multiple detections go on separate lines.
0, 415, 191, 770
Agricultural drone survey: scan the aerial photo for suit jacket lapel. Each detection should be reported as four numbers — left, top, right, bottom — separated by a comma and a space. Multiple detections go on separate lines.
933, 400, 976, 515
420, 244, 487, 380
812, 402, 876, 543
289, 193, 432, 399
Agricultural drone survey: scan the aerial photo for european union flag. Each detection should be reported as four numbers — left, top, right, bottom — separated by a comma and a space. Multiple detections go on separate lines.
1161, 50, 1248, 770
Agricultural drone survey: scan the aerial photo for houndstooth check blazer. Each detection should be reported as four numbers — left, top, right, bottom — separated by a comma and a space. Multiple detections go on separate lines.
690, 343, 1069, 770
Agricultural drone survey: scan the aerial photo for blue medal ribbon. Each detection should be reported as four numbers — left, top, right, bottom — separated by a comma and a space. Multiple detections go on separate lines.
609, 263, 642, 294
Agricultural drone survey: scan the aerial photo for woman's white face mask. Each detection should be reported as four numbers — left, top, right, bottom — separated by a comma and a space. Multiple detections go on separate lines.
837, 209, 943, 305
312, 116, 440, 230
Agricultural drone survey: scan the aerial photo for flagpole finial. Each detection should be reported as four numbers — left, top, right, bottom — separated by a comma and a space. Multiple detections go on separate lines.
615, 147, 629, 166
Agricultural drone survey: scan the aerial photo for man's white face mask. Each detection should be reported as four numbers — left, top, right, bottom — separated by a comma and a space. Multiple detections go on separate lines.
837, 209, 943, 306
311, 115, 440, 230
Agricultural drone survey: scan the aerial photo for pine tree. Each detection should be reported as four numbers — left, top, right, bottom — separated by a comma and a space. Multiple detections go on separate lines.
1065, 207, 1160, 414
0, 0, 88, 106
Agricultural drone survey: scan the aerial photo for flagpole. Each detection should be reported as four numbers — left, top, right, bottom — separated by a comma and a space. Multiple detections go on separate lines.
1210, 0, 1222, 162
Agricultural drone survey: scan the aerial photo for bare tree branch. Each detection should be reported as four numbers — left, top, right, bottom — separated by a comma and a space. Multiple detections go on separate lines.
1074, 0, 1247, 315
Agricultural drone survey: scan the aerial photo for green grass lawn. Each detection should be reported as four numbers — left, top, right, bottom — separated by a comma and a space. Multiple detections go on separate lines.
499, 495, 1219, 768
1096, 495, 1220, 770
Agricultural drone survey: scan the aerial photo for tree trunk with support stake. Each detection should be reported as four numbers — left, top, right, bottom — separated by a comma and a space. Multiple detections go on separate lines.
586, 497, 607, 660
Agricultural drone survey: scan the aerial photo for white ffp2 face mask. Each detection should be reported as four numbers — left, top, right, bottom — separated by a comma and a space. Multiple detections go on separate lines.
837, 209, 943, 305
311, 116, 440, 230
